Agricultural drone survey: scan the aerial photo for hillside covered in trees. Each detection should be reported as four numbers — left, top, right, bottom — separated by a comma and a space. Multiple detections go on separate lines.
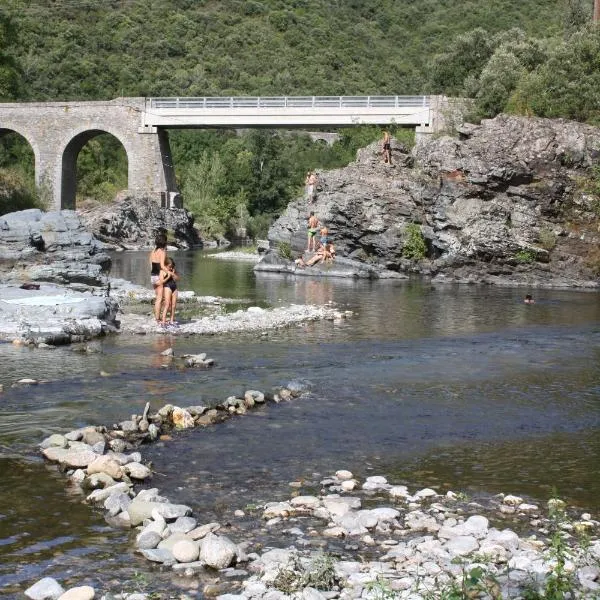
1, 0, 599, 238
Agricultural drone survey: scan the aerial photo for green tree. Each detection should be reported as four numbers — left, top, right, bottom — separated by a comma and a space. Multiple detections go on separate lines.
0, 11, 20, 99
428, 28, 496, 95
508, 25, 600, 124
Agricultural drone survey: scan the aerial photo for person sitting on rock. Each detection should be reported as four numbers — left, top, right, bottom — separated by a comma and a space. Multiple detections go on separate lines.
295, 241, 335, 268
317, 226, 330, 250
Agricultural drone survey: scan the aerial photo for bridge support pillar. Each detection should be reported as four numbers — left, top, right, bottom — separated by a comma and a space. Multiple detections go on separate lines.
127, 128, 178, 204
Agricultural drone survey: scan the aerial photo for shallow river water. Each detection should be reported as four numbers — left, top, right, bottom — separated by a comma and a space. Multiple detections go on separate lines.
1, 250, 600, 597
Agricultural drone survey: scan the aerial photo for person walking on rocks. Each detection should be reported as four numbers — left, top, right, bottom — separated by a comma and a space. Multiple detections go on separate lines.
160, 257, 180, 328
150, 232, 168, 323
305, 171, 318, 203
307, 211, 320, 252
382, 131, 392, 165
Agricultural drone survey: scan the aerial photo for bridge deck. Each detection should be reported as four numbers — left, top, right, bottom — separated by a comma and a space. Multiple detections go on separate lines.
143, 96, 431, 128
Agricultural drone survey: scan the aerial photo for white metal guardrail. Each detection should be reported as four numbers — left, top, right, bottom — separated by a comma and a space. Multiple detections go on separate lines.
149, 96, 430, 110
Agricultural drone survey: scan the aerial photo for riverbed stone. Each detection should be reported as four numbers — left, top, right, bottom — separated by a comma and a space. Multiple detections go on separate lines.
60, 449, 98, 468
57, 586, 95, 600
87, 455, 123, 479
86, 481, 130, 503
362, 476, 389, 490
370, 507, 401, 523
389, 485, 410, 499
158, 532, 192, 552
244, 390, 265, 407
42, 446, 69, 462
40, 434, 68, 449
81, 429, 105, 446
169, 516, 198, 534
263, 502, 294, 519
322, 496, 361, 517
172, 538, 200, 563
503, 494, 523, 506
152, 503, 192, 521
123, 462, 152, 480
172, 407, 195, 429
141, 547, 175, 565
84, 472, 116, 490
200, 533, 237, 569
127, 499, 160, 526
25, 577, 65, 600
189, 522, 220, 540
104, 492, 131, 516
136, 529, 163, 550
290, 496, 321, 510
415, 487, 438, 499
487, 528, 520, 551
446, 535, 479, 557
405, 511, 440, 533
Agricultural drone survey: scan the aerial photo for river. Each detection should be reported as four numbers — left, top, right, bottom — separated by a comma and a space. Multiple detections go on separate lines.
1, 249, 599, 597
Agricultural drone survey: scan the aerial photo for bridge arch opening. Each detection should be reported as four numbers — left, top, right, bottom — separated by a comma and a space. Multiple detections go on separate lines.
0, 129, 38, 215
62, 130, 127, 210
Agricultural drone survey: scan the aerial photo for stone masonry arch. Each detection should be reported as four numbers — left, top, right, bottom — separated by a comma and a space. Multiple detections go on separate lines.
0, 98, 177, 210
60, 128, 129, 210
0, 126, 41, 177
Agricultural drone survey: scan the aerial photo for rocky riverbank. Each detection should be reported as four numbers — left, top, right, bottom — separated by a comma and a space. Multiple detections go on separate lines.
0, 210, 349, 345
28, 380, 600, 600
268, 115, 600, 288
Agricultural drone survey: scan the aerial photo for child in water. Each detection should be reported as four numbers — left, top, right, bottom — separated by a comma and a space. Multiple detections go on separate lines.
160, 257, 179, 327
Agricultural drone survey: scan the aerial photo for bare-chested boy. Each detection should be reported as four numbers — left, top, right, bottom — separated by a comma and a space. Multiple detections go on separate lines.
307, 212, 320, 252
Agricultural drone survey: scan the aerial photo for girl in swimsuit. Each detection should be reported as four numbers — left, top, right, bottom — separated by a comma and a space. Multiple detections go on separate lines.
160, 257, 179, 327
150, 232, 168, 323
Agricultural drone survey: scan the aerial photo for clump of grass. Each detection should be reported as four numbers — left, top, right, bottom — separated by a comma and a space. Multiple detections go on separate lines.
277, 241, 293, 260
514, 249, 537, 263
537, 228, 557, 251
402, 223, 427, 260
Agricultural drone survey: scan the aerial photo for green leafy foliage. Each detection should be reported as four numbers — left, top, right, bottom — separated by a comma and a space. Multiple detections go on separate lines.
514, 249, 537, 263
0, 167, 43, 215
402, 223, 427, 260
507, 25, 600, 124
2, 1, 561, 102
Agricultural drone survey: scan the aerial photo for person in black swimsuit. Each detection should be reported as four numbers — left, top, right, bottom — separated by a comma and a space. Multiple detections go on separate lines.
150, 232, 168, 323
159, 257, 179, 327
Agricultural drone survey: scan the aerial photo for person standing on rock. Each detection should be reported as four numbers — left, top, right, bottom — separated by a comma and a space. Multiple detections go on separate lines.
160, 257, 180, 328
307, 212, 320, 252
382, 131, 392, 165
150, 232, 168, 323
305, 171, 318, 203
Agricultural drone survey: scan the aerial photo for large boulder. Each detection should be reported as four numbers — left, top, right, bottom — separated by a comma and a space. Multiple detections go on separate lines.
0, 209, 110, 285
267, 115, 600, 287
79, 193, 201, 250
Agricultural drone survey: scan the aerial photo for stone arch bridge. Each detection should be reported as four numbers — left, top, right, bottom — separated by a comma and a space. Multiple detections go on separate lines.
0, 95, 454, 211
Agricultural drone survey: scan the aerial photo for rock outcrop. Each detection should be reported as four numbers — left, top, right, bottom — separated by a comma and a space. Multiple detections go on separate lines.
0, 208, 111, 286
78, 192, 201, 250
268, 115, 600, 287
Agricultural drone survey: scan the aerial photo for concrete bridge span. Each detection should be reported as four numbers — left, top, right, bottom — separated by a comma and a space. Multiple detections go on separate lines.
0, 95, 451, 211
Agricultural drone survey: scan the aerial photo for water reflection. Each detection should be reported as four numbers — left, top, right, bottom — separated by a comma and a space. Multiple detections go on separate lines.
0, 250, 600, 596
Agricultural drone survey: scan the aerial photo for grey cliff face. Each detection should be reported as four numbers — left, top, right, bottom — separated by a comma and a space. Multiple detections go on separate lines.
268, 115, 600, 287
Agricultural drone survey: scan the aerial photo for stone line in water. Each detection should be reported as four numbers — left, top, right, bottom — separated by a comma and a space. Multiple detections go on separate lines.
32, 369, 600, 600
